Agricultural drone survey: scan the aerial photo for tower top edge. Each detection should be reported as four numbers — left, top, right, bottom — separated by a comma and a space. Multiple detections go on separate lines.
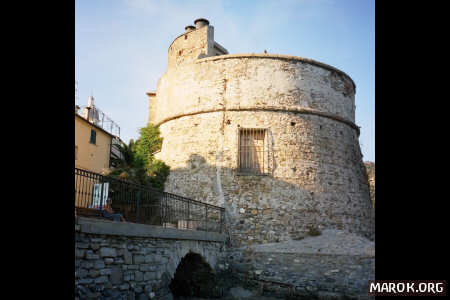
197, 53, 356, 91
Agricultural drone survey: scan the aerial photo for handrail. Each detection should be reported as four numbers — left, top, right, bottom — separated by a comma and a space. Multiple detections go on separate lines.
74, 168, 225, 233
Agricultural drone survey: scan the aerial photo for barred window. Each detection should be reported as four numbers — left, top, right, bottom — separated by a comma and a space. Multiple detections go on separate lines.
238, 128, 269, 175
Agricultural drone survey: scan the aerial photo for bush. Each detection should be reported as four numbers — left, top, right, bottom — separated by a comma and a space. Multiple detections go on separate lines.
109, 124, 170, 190
307, 225, 321, 237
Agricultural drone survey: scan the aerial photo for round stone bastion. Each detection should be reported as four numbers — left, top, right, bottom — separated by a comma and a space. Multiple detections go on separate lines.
149, 31, 374, 246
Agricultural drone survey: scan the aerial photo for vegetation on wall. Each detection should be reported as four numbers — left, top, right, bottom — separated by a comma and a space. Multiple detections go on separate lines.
364, 161, 375, 208
109, 124, 170, 190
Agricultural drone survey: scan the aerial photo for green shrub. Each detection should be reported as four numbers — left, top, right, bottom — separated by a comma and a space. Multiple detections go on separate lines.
307, 225, 321, 237
109, 124, 170, 190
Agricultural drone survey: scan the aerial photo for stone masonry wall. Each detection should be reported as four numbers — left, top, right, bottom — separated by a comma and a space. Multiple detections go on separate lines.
167, 25, 213, 69
151, 55, 356, 126
156, 110, 374, 246
227, 249, 374, 299
75, 218, 226, 300
224, 229, 375, 299
151, 24, 374, 247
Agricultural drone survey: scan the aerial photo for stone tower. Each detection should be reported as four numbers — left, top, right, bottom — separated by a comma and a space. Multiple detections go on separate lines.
148, 18, 374, 246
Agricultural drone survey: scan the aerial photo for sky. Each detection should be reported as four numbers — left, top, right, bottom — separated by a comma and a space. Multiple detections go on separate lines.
75, 0, 374, 162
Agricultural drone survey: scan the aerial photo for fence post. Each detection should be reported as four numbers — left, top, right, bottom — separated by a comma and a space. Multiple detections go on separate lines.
220, 209, 224, 233
205, 203, 208, 232
163, 195, 167, 228
187, 201, 190, 227
136, 189, 141, 223
99, 177, 104, 210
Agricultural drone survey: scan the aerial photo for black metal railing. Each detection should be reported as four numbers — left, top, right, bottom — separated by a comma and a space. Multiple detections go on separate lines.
75, 168, 225, 233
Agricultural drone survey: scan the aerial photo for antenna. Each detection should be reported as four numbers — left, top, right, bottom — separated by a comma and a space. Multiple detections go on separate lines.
75, 80, 79, 104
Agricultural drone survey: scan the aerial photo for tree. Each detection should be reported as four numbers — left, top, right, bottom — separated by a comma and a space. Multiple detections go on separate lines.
134, 125, 163, 169
108, 125, 170, 190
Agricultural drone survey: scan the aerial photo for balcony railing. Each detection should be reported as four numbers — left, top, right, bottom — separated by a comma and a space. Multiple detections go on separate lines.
78, 105, 121, 137
75, 168, 225, 233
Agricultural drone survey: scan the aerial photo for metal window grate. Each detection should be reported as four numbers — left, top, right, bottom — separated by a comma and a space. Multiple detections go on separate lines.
238, 128, 269, 175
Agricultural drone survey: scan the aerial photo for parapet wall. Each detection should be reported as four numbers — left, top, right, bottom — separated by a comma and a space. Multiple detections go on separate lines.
168, 25, 214, 69
151, 54, 356, 127
75, 217, 226, 299
226, 229, 375, 298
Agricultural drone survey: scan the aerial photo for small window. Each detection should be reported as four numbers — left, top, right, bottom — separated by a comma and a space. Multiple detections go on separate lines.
90, 129, 97, 144
238, 128, 268, 175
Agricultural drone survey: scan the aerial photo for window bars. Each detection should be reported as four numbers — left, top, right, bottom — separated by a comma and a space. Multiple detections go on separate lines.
238, 128, 270, 175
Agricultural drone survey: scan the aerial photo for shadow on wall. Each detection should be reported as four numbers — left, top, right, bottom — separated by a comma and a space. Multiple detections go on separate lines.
165, 153, 374, 246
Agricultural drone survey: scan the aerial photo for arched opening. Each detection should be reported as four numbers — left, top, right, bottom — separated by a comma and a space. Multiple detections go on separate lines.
169, 251, 221, 298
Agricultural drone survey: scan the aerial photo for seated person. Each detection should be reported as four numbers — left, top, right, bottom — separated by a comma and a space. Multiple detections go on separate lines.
102, 199, 126, 222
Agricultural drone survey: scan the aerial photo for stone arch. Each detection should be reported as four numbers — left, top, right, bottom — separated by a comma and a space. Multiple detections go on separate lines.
161, 241, 222, 298
165, 240, 219, 279
169, 251, 221, 298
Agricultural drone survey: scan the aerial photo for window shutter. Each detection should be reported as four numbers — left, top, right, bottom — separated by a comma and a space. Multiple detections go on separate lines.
90, 129, 97, 144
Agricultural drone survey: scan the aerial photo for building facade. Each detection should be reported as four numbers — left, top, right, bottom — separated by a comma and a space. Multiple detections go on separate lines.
75, 113, 113, 174
148, 19, 374, 246
75, 96, 118, 174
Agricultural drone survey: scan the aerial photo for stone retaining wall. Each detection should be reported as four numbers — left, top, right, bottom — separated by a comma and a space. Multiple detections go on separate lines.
75, 217, 226, 300
227, 249, 374, 299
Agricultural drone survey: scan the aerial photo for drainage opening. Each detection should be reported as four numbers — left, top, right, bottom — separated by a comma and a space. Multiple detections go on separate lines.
169, 252, 221, 298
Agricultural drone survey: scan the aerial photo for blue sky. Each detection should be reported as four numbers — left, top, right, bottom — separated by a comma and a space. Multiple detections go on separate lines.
76, 0, 374, 162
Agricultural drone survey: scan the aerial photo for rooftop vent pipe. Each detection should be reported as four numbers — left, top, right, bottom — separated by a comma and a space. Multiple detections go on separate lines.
194, 18, 209, 29
185, 25, 195, 33
88, 95, 94, 107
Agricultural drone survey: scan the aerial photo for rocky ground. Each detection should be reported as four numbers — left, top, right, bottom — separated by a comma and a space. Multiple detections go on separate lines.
246, 229, 375, 256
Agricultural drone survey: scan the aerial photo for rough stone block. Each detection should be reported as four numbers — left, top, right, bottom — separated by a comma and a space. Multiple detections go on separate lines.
85, 251, 99, 260
100, 247, 117, 258
94, 260, 105, 269
78, 278, 93, 285
110, 266, 123, 285
104, 258, 114, 265
124, 271, 134, 282
135, 271, 144, 282
134, 255, 145, 264
124, 249, 133, 264
77, 268, 88, 278
88, 269, 100, 278
76, 249, 85, 258
100, 268, 112, 276
144, 272, 156, 281
95, 276, 108, 284
77, 242, 89, 249
91, 243, 100, 251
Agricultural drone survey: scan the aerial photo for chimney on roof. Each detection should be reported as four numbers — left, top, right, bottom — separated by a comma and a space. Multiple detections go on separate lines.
194, 18, 209, 29
185, 25, 195, 33
88, 95, 95, 108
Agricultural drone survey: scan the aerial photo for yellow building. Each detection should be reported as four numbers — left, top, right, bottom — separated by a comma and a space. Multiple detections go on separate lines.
75, 112, 114, 174
75, 95, 124, 212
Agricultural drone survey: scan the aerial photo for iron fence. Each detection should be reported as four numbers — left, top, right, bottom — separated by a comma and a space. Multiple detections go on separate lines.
75, 168, 225, 233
